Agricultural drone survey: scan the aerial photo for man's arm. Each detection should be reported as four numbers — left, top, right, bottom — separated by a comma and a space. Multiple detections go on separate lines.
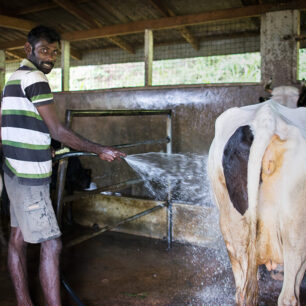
37, 103, 126, 162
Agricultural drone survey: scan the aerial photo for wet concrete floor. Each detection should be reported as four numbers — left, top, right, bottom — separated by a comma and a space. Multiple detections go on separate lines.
0, 225, 305, 306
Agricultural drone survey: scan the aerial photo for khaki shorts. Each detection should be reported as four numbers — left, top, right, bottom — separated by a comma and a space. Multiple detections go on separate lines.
4, 173, 61, 244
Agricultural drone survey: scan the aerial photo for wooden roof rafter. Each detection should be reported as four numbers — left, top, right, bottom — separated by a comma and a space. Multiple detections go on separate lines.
13, 0, 90, 15
5, 50, 22, 60
0, 14, 37, 31
53, 0, 135, 54
60, 1, 306, 42
0, 38, 82, 62
149, 0, 199, 50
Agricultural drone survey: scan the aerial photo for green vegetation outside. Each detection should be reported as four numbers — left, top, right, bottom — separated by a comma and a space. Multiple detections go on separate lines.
5, 50, 306, 92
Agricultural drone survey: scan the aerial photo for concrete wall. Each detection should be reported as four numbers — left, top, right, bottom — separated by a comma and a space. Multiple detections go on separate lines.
53, 10, 301, 245
54, 84, 266, 246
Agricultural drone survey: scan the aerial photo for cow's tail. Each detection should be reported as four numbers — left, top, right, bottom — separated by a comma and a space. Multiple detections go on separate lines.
245, 103, 276, 304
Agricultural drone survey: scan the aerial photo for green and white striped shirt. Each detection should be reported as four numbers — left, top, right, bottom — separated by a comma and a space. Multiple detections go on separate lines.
1, 59, 53, 185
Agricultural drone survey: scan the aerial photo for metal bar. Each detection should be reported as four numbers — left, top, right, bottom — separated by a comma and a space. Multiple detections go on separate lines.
167, 200, 173, 250
55, 159, 69, 226
67, 109, 172, 117
62, 178, 143, 203
166, 113, 172, 155
166, 113, 173, 248
53, 137, 170, 161
65, 109, 73, 128
65, 202, 167, 248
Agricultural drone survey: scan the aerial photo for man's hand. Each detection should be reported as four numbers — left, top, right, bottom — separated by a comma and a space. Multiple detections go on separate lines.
98, 146, 126, 162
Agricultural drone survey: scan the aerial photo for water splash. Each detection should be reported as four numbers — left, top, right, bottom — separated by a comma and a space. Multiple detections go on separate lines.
124, 152, 211, 205
124, 152, 223, 247
124, 152, 238, 303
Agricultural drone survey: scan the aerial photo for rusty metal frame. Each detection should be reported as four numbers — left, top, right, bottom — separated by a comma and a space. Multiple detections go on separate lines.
54, 109, 173, 248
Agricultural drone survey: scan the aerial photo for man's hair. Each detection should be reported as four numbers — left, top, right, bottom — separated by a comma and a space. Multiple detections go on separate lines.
27, 25, 61, 48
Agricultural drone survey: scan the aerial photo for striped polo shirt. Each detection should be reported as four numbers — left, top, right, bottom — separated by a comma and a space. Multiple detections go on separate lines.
1, 59, 53, 185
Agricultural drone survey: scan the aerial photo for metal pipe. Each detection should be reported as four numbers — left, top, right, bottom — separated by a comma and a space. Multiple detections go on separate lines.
166, 113, 172, 155
53, 137, 170, 161
65, 202, 167, 248
67, 109, 172, 117
62, 179, 143, 203
55, 159, 68, 225
167, 200, 173, 250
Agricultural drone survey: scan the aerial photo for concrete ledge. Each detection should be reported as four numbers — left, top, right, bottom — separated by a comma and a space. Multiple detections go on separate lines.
71, 194, 220, 246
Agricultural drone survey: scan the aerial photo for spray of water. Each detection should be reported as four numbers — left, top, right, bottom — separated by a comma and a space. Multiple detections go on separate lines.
124, 152, 222, 244
124, 152, 236, 303
124, 152, 211, 204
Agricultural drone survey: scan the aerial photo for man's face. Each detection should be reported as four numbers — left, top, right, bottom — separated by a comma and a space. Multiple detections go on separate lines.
27, 39, 59, 74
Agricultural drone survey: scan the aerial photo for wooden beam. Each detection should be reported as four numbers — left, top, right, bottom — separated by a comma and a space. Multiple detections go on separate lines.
0, 39, 25, 50
0, 39, 82, 61
53, 0, 97, 28
15, 0, 90, 15
144, 29, 153, 86
15, 3, 58, 15
70, 48, 82, 60
62, 1, 306, 42
61, 40, 70, 91
149, 0, 199, 50
0, 50, 5, 92
53, 0, 134, 53
5, 50, 22, 60
0, 14, 37, 31
177, 27, 199, 50
107, 37, 134, 54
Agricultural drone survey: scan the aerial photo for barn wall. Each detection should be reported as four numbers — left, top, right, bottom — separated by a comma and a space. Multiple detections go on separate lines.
54, 84, 267, 244
53, 10, 300, 245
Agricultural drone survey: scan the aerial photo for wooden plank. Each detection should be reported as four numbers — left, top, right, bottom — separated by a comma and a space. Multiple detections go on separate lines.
53, 0, 97, 28
14, 0, 90, 15
62, 1, 306, 42
0, 39, 82, 61
54, 0, 134, 53
0, 14, 37, 31
15, 2, 58, 15
5, 50, 22, 60
0, 39, 25, 50
149, 0, 199, 50
61, 40, 70, 91
70, 48, 82, 60
107, 37, 134, 54
0, 50, 5, 92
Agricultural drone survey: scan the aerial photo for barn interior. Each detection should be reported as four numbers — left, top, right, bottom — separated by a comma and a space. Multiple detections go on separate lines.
0, 0, 306, 305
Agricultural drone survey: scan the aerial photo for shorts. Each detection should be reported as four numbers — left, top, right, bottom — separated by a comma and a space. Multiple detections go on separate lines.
4, 173, 61, 244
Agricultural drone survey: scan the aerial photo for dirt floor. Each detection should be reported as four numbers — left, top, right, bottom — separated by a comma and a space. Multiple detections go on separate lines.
0, 223, 305, 306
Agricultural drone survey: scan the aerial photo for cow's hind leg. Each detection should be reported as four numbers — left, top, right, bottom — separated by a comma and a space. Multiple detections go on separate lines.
278, 251, 305, 306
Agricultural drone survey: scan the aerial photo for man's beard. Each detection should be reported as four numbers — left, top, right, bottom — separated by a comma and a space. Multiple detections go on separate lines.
29, 52, 54, 74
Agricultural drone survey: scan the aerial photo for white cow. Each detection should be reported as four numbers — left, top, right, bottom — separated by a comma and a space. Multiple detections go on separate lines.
208, 87, 306, 305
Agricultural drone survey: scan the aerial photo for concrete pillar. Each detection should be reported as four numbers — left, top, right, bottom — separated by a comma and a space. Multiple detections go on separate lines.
0, 50, 5, 93
144, 29, 153, 86
261, 10, 300, 87
61, 40, 70, 91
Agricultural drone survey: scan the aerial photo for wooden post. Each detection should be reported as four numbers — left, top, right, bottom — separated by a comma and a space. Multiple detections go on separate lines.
61, 40, 70, 91
261, 10, 300, 86
144, 29, 153, 86
0, 50, 5, 92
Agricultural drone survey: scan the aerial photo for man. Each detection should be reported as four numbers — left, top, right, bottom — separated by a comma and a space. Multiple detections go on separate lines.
1, 25, 126, 306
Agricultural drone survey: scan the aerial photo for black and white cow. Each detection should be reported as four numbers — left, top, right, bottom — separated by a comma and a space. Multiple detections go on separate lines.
208, 86, 306, 305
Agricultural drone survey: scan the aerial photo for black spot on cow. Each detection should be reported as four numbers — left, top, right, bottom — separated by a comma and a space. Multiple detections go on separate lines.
222, 125, 254, 215
297, 85, 306, 107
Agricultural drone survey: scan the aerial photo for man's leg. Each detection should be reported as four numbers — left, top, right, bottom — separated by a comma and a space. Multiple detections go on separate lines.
8, 227, 33, 306
39, 237, 62, 306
